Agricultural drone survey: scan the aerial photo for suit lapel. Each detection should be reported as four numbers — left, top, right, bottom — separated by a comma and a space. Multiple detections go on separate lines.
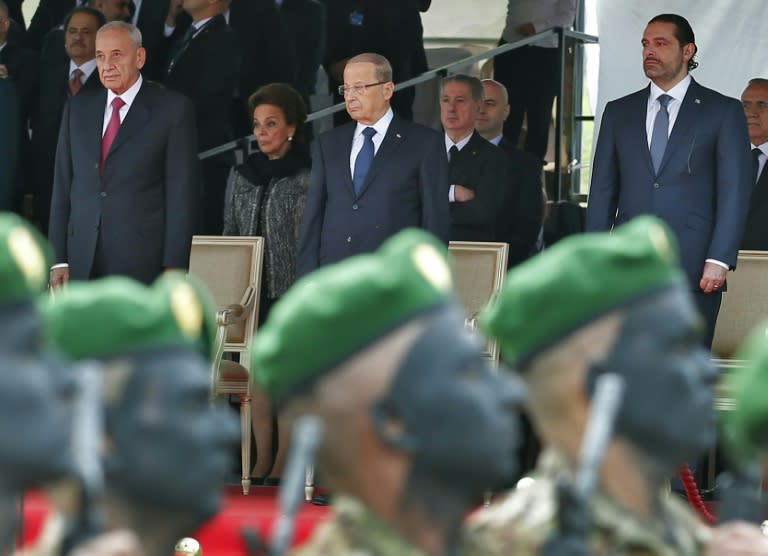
628, 86, 656, 176
357, 117, 406, 198
105, 81, 150, 161
658, 78, 700, 175
87, 90, 107, 166
749, 161, 768, 215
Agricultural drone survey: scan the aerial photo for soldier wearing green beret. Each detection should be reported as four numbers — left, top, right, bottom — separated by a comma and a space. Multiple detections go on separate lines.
251, 228, 527, 556
466, 216, 740, 555
42, 272, 239, 556
0, 213, 77, 548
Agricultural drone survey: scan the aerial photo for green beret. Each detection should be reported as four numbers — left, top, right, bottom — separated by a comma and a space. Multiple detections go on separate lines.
0, 212, 51, 305
251, 229, 454, 400
42, 271, 217, 361
722, 322, 768, 459
479, 216, 686, 366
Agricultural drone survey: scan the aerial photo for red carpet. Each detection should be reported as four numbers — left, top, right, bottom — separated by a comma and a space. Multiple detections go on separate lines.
21, 485, 332, 554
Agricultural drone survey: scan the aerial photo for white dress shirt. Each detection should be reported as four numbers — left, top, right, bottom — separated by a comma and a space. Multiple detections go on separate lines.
348, 108, 394, 177
68, 58, 97, 85
501, 0, 577, 48
102, 75, 143, 135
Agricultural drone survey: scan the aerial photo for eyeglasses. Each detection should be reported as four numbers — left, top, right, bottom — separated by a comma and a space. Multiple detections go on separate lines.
338, 81, 387, 97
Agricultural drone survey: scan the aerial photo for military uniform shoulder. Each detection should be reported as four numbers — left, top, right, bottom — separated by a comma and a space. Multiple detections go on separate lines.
464, 478, 558, 556
291, 496, 428, 556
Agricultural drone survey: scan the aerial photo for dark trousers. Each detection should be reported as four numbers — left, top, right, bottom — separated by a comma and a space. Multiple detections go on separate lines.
692, 289, 722, 349
494, 43, 559, 164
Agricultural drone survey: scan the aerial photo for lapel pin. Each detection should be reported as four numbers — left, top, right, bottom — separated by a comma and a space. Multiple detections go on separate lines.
396, 133, 402, 139
694, 98, 701, 104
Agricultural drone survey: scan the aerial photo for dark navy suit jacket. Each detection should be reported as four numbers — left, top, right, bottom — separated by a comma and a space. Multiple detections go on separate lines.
297, 114, 449, 276
586, 78, 751, 288
49, 80, 200, 284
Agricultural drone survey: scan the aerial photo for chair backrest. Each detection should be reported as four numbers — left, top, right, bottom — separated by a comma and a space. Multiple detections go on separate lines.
449, 241, 509, 363
189, 236, 264, 360
712, 250, 768, 411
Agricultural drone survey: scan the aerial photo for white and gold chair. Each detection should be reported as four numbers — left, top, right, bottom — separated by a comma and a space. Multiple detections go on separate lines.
189, 236, 264, 495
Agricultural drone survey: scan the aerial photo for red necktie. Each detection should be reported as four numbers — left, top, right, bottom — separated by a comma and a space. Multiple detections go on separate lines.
68, 68, 83, 96
100, 97, 126, 176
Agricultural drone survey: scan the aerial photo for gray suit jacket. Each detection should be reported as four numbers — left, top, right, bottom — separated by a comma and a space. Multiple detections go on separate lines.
586, 78, 751, 287
49, 79, 200, 284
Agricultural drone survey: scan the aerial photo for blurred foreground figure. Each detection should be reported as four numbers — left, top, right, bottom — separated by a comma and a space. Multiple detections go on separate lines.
252, 229, 527, 555
43, 272, 239, 556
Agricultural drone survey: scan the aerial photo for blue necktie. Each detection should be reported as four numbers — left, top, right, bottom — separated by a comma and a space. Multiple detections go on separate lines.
752, 147, 762, 185
353, 127, 376, 195
650, 94, 672, 174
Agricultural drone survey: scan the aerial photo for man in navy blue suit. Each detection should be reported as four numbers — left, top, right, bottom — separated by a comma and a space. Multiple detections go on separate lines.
297, 52, 449, 276
586, 13, 751, 347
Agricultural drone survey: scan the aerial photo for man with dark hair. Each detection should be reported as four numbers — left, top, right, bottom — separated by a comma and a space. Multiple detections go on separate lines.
586, 13, 751, 348
254, 229, 526, 555
440, 74, 508, 244
297, 52, 449, 276
739, 77, 768, 250
33, 6, 104, 233
49, 21, 199, 286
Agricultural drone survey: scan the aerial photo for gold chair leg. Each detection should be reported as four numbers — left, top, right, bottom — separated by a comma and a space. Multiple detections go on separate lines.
241, 393, 252, 495
305, 464, 315, 501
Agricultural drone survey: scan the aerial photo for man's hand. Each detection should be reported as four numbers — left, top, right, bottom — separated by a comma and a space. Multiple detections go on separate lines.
454, 185, 476, 202
165, 0, 183, 27
705, 521, 768, 555
699, 261, 727, 293
515, 22, 536, 36
50, 267, 70, 291
0, 64, 9, 79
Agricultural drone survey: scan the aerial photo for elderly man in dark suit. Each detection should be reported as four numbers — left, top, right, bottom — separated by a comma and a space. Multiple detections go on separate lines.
740, 78, 768, 250
49, 21, 199, 287
297, 52, 449, 276
440, 74, 508, 244
33, 6, 104, 234
586, 13, 751, 347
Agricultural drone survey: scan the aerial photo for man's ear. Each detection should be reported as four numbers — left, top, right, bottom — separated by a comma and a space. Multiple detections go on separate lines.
382, 81, 395, 101
370, 398, 418, 452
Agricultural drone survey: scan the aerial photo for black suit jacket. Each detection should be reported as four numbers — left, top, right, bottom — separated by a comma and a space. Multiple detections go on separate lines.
6, 0, 25, 30
279, 0, 325, 99
33, 59, 102, 232
448, 131, 507, 242
297, 114, 449, 276
49, 80, 200, 283
740, 160, 768, 250
23, 0, 74, 50
134, 0, 171, 81
163, 14, 241, 152
498, 136, 544, 266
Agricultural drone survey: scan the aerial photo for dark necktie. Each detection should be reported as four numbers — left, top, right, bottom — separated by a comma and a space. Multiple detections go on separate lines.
101, 97, 126, 175
168, 25, 196, 74
353, 127, 376, 195
68, 68, 83, 96
448, 145, 459, 166
650, 94, 672, 174
752, 147, 763, 185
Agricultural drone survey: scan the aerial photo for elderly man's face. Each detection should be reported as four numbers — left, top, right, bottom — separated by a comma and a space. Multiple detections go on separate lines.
96, 27, 145, 95
342, 62, 393, 126
742, 83, 768, 147
441, 81, 482, 139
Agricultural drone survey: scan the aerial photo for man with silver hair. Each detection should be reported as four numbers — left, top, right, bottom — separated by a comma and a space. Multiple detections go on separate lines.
49, 21, 200, 288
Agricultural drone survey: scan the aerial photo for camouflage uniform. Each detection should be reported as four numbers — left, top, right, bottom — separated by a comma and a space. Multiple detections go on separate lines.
465, 449, 712, 556
292, 496, 429, 556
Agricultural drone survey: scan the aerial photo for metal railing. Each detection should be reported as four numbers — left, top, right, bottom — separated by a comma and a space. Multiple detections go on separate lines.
199, 27, 598, 201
